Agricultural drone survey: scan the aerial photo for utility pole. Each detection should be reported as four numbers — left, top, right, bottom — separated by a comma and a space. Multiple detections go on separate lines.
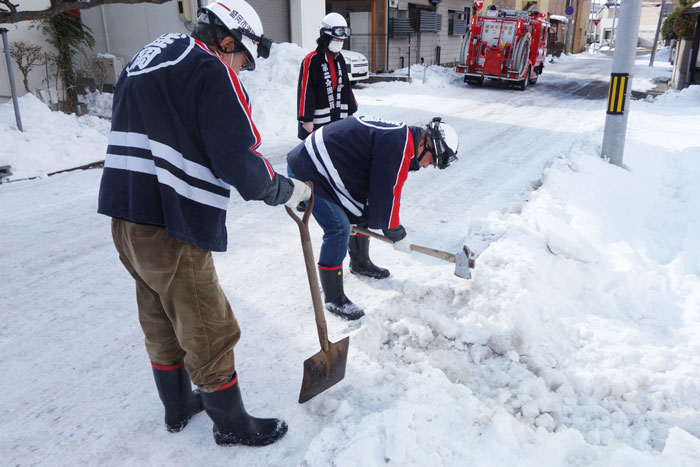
610, 1, 618, 48
1, 27, 23, 132
649, 0, 667, 66
601, 0, 643, 167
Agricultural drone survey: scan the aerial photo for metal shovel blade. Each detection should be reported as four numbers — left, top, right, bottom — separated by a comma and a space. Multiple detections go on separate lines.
299, 336, 350, 403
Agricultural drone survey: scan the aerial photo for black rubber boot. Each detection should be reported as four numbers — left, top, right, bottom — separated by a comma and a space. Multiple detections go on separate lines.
201, 374, 288, 447
151, 363, 204, 433
318, 266, 365, 320
348, 235, 390, 279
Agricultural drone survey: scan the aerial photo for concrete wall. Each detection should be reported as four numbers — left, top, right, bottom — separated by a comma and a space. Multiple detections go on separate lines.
671, 37, 692, 88
0, 0, 57, 102
1, 1, 189, 103
290, 0, 325, 51
81, 1, 191, 67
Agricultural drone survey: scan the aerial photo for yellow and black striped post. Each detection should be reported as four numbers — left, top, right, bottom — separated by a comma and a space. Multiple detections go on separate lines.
601, 0, 643, 167
607, 73, 629, 115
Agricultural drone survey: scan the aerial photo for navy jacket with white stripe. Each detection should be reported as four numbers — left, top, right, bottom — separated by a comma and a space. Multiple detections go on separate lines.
287, 116, 414, 231
296, 47, 357, 140
98, 33, 291, 252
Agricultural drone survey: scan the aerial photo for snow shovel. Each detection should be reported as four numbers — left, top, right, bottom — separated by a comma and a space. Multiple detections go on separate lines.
351, 226, 475, 279
286, 192, 350, 404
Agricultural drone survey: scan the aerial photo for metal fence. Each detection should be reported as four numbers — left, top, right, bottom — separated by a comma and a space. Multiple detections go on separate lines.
349, 32, 449, 76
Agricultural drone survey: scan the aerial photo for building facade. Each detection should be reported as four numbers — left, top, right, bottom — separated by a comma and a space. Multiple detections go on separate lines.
592, 1, 678, 48
1, 0, 326, 102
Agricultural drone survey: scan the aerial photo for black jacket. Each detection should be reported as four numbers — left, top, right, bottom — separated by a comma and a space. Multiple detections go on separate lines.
98, 33, 292, 252
287, 116, 414, 232
296, 47, 358, 140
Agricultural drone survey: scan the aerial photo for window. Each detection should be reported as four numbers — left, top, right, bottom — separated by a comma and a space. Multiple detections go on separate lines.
415, 10, 442, 32
390, 9, 412, 37
449, 10, 468, 35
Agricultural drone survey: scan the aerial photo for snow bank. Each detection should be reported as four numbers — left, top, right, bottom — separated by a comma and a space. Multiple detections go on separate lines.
0, 93, 110, 180
238, 42, 308, 150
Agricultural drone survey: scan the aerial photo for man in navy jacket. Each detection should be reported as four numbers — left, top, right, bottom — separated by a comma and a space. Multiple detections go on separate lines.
287, 115, 459, 320
98, 0, 308, 447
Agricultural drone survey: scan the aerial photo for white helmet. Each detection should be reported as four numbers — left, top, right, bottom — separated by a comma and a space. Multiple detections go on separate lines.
426, 117, 459, 169
198, 0, 272, 70
319, 12, 351, 40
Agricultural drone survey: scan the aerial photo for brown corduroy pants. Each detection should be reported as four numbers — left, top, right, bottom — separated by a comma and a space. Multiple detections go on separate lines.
111, 218, 239, 392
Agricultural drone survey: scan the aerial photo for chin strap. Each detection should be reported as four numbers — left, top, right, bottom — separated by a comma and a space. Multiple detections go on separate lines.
206, 11, 227, 53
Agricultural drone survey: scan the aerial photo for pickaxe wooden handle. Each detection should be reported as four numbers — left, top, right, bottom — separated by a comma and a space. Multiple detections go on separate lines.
351, 226, 476, 277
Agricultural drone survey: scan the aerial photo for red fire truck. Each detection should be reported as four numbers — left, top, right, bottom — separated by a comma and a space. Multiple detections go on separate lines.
456, 6, 549, 90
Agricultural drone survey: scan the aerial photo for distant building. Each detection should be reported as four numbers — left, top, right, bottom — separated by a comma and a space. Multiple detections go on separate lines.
592, 0, 679, 48
2, 0, 480, 103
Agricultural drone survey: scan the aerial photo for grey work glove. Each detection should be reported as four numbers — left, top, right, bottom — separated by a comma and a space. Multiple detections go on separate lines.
383, 225, 412, 255
284, 179, 312, 208
393, 236, 413, 254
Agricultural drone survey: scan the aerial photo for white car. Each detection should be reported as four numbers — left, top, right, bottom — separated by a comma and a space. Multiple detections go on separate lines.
340, 49, 369, 83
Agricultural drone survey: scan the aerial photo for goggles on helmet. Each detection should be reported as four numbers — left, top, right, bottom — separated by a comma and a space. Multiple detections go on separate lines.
197, 10, 273, 62
426, 117, 458, 169
237, 27, 273, 59
322, 25, 352, 40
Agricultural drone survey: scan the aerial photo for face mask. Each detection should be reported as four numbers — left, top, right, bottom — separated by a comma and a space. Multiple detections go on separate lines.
328, 40, 343, 53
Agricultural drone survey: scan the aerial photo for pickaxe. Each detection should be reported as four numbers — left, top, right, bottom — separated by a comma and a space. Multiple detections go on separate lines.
351, 226, 475, 279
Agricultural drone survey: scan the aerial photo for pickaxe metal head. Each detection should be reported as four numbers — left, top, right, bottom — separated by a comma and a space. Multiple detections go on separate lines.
453, 246, 476, 279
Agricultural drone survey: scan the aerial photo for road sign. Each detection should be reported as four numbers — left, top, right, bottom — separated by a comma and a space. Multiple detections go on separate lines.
662, 3, 673, 16
475, 0, 484, 10
593, 19, 600, 25
565, 6, 574, 15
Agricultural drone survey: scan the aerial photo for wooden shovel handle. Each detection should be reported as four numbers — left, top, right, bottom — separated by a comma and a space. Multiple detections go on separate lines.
351, 226, 457, 263
286, 190, 330, 352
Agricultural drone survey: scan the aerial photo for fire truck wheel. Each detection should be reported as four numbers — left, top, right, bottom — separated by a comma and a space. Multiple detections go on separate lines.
518, 68, 530, 91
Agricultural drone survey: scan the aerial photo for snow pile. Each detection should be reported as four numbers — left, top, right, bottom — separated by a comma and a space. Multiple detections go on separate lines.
239, 42, 308, 148
457, 141, 700, 451
79, 90, 114, 118
413, 64, 462, 88
646, 83, 700, 111
0, 93, 110, 180
652, 46, 672, 62
632, 52, 673, 92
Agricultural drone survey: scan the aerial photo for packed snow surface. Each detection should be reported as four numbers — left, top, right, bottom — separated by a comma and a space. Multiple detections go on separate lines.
2, 45, 699, 466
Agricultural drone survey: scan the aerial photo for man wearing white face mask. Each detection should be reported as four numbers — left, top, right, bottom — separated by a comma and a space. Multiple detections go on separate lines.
297, 12, 357, 141
98, 0, 310, 447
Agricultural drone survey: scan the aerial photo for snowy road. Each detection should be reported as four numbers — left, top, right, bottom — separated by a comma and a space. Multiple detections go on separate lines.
3, 50, 700, 466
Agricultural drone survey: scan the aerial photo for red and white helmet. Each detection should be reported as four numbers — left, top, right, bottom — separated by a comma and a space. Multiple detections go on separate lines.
198, 0, 272, 70
319, 12, 351, 40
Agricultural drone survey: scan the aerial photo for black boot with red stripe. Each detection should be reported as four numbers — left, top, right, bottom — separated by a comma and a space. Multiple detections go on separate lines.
151, 362, 204, 432
318, 266, 365, 320
201, 373, 288, 447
